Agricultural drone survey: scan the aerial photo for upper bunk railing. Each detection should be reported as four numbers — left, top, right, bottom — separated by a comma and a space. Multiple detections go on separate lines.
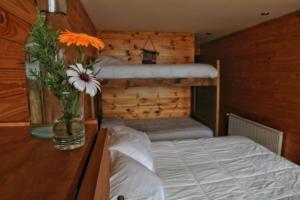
96, 62, 220, 88
101, 77, 218, 88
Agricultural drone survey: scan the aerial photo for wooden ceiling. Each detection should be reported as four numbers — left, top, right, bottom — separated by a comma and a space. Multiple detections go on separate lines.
81, 0, 300, 44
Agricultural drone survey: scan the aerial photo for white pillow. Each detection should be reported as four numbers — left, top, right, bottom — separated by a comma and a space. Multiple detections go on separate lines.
109, 126, 154, 171
112, 125, 151, 147
110, 151, 165, 200
96, 56, 125, 66
101, 119, 125, 134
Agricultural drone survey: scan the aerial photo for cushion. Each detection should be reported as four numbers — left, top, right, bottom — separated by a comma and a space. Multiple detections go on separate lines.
112, 125, 151, 147
109, 126, 153, 171
110, 151, 165, 200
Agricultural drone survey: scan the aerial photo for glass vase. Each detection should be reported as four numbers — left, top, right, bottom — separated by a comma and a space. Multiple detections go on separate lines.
25, 1, 71, 138
25, 36, 57, 138
53, 91, 85, 150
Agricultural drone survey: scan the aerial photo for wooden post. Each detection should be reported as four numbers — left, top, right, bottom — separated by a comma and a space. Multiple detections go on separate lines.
90, 96, 95, 119
215, 59, 221, 136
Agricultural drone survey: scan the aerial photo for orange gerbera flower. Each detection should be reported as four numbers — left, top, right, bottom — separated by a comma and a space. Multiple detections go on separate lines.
59, 30, 105, 50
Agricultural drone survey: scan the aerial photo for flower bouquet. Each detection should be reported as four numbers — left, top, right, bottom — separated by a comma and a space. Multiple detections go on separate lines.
25, 11, 104, 150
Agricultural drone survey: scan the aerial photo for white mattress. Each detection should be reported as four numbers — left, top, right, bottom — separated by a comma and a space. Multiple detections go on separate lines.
93, 64, 218, 79
124, 117, 213, 141
151, 136, 300, 200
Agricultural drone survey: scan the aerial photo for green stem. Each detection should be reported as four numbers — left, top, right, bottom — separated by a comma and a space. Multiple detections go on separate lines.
59, 91, 80, 136
66, 119, 72, 135
76, 46, 85, 64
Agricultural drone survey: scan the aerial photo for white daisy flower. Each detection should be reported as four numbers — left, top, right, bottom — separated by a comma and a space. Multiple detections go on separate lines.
66, 63, 101, 97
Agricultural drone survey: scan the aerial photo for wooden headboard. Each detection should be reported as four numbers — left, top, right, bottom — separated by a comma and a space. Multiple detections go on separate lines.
97, 31, 195, 119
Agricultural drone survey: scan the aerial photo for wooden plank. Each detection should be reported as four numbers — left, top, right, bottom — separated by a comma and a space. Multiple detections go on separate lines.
98, 31, 195, 119
0, 86, 28, 122
0, 0, 98, 123
102, 86, 191, 119
102, 87, 191, 99
92, 129, 110, 200
201, 10, 300, 164
0, 122, 29, 127
0, 8, 32, 44
77, 129, 109, 200
0, 39, 29, 122
215, 60, 220, 136
0, 0, 36, 24
102, 97, 191, 107
0, 125, 97, 200
101, 78, 217, 88
96, 32, 194, 63
104, 108, 190, 120
67, 0, 97, 34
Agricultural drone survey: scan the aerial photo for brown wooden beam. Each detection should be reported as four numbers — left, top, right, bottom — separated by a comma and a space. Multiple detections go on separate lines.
101, 78, 217, 88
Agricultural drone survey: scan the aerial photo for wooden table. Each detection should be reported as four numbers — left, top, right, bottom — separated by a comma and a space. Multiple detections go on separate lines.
0, 125, 99, 200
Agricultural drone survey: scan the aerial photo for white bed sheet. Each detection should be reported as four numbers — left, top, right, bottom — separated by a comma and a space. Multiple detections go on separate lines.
151, 136, 300, 200
93, 64, 218, 79
125, 117, 213, 141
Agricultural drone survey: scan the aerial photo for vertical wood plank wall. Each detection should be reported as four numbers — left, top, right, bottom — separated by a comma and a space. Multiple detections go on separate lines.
0, 0, 97, 123
98, 31, 195, 119
201, 11, 300, 164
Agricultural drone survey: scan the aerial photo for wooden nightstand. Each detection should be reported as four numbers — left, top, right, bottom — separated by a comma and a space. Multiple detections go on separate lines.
0, 124, 108, 200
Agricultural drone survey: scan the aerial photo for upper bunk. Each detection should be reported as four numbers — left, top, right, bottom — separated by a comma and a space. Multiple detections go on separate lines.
93, 56, 220, 88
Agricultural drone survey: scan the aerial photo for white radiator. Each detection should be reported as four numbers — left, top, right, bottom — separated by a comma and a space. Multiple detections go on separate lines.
227, 113, 283, 155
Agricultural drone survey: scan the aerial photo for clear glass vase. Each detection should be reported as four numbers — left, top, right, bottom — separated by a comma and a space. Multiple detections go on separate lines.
25, 1, 71, 138
53, 91, 85, 150
25, 36, 57, 138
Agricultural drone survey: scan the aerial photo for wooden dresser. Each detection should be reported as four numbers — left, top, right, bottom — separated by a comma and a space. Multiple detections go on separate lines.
0, 125, 108, 200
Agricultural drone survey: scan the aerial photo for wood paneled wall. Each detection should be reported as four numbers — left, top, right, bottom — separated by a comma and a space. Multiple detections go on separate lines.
201, 11, 300, 164
0, 0, 97, 123
98, 31, 195, 64
98, 31, 195, 119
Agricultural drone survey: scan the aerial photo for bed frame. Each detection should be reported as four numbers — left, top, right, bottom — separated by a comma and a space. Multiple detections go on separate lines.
77, 129, 110, 200
99, 59, 221, 136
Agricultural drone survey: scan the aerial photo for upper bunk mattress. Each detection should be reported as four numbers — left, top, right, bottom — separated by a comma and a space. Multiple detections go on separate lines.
93, 63, 218, 79
102, 117, 213, 141
152, 136, 300, 200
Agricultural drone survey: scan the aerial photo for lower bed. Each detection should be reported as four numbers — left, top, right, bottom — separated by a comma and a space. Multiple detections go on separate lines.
102, 117, 213, 141
152, 136, 300, 200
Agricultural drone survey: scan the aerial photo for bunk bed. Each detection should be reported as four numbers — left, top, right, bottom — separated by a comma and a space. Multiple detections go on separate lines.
93, 58, 220, 139
91, 58, 300, 200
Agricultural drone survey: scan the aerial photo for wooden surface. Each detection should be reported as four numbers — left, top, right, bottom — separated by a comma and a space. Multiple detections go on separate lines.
0, 125, 98, 200
0, 0, 97, 123
201, 10, 300, 164
102, 78, 217, 88
215, 60, 220, 135
98, 31, 195, 119
102, 86, 191, 119
77, 128, 110, 200
92, 129, 110, 200
98, 31, 195, 64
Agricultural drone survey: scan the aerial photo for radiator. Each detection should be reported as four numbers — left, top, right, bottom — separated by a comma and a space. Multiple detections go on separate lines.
227, 113, 283, 155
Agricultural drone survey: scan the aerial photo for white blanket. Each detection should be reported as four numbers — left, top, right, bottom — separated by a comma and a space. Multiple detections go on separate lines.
152, 136, 300, 200
94, 64, 218, 79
